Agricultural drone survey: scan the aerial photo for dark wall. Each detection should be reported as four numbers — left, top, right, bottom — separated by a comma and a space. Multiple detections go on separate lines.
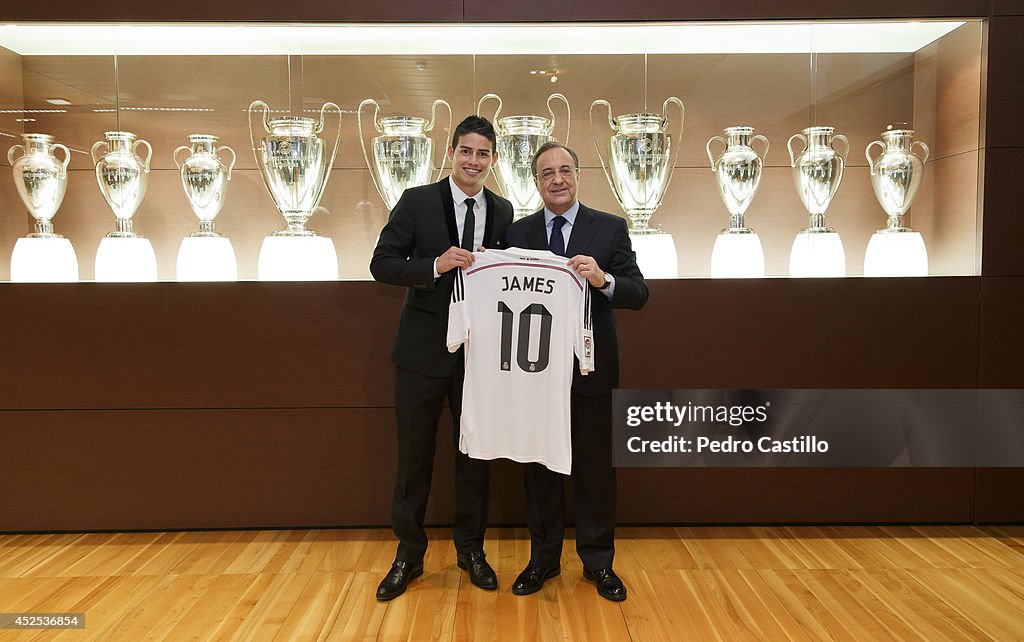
1, 1, 1022, 531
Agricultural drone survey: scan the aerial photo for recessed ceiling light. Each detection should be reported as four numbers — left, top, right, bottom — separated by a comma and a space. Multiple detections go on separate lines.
46, 98, 71, 105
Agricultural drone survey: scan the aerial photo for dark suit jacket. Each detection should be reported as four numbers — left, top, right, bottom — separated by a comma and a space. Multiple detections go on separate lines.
370, 178, 514, 378
505, 203, 648, 397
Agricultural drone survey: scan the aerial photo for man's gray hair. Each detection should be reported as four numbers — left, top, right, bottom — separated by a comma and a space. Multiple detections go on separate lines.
531, 141, 580, 177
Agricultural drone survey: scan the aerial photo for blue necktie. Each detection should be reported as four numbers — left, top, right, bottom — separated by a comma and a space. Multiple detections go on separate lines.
461, 198, 476, 251
550, 216, 566, 257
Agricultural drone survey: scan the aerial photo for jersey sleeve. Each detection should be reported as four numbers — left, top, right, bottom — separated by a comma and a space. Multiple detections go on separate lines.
574, 277, 595, 375
447, 267, 470, 353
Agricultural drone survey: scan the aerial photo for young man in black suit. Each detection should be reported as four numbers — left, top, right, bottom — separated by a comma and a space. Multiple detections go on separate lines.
505, 141, 648, 602
370, 116, 514, 600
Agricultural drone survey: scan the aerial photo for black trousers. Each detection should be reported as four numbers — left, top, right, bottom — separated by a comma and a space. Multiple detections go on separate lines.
391, 361, 489, 564
523, 390, 616, 570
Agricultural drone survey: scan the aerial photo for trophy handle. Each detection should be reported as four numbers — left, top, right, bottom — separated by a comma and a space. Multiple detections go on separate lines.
311, 102, 343, 213
911, 140, 930, 164
134, 139, 153, 173
831, 134, 850, 161
218, 145, 237, 180
428, 99, 453, 182
6, 144, 24, 166
247, 100, 271, 166
90, 140, 108, 166
52, 143, 71, 177
547, 93, 570, 144
656, 96, 686, 211
865, 140, 884, 176
751, 134, 770, 161
786, 133, 806, 168
589, 100, 624, 213
476, 93, 502, 124
172, 145, 191, 170
357, 98, 388, 206
705, 136, 726, 171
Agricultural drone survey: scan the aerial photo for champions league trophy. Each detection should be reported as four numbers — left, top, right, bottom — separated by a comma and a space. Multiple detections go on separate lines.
7, 133, 78, 281
787, 126, 849, 277
173, 134, 238, 280
590, 96, 685, 278
248, 100, 342, 280
358, 98, 452, 210
92, 131, 157, 281
92, 131, 153, 239
477, 92, 570, 220
706, 126, 769, 278
863, 127, 930, 277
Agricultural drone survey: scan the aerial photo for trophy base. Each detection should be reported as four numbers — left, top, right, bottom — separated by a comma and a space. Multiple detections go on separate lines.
271, 229, 320, 238
628, 230, 678, 279
177, 236, 238, 282
258, 235, 338, 281
10, 237, 79, 282
789, 230, 846, 278
865, 230, 928, 277
801, 226, 838, 235
711, 232, 765, 278
95, 236, 158, 282
719, 226, 756, 235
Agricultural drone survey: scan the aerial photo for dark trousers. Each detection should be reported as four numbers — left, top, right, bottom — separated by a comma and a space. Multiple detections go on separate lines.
523, 390, 616, 570
391, 362, 489, 564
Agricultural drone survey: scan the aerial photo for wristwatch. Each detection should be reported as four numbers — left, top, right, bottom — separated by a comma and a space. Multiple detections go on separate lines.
598, 272, 613, 290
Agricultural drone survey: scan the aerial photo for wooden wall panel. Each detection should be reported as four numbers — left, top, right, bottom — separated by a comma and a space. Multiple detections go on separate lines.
0, 282, 401, 411
0, 409, 977, 532
616, 278, 980, 390
465, 0, 988, 23
617, 469, 975, 523
0, 278, 980, 412
0, 0, 462, 22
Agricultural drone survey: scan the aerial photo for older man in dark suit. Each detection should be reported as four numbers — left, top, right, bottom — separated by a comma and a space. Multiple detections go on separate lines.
505, 141, 648, 602
370, 115, 514, 600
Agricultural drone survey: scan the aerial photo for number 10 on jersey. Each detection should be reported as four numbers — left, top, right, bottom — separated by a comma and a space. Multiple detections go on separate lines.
497, 302, 552, 373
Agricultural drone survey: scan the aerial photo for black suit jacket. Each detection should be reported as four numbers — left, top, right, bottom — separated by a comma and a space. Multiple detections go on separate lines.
505, 203, 648, 397
370, 178, 514, 377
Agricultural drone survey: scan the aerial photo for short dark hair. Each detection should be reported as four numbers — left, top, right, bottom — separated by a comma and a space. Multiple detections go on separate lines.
451, 115, 497, 150
531, 141, 580, 177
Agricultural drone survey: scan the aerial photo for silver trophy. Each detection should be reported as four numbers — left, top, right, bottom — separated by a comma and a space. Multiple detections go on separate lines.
866, 127, 930, 232
173, 134, 236, 237
787, 126, 849, 232
707, 126, 769, 234
248, 100, 342, 236
92, 131, 153, 238
477, 93, 570, 219
8, 133, 71, 237
590, 97, 685, 232
358, 98, 451, 210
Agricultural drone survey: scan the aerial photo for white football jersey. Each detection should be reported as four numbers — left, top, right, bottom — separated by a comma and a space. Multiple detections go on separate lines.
447, 247, 594, 475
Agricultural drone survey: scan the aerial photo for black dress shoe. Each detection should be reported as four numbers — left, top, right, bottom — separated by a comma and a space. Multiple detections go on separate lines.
583, 567, 627, 602
376, 560, 424, 601
456, 550, 498, 590
511, 564, 560, 595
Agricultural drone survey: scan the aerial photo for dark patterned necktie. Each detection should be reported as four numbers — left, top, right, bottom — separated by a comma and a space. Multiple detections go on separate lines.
549, 215, 566, 257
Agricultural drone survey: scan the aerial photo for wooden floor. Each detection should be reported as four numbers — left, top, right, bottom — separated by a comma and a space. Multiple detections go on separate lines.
0, 525, 1023, 640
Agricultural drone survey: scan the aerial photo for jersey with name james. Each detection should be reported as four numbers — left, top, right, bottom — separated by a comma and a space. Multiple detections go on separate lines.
447, 247, 594, 475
